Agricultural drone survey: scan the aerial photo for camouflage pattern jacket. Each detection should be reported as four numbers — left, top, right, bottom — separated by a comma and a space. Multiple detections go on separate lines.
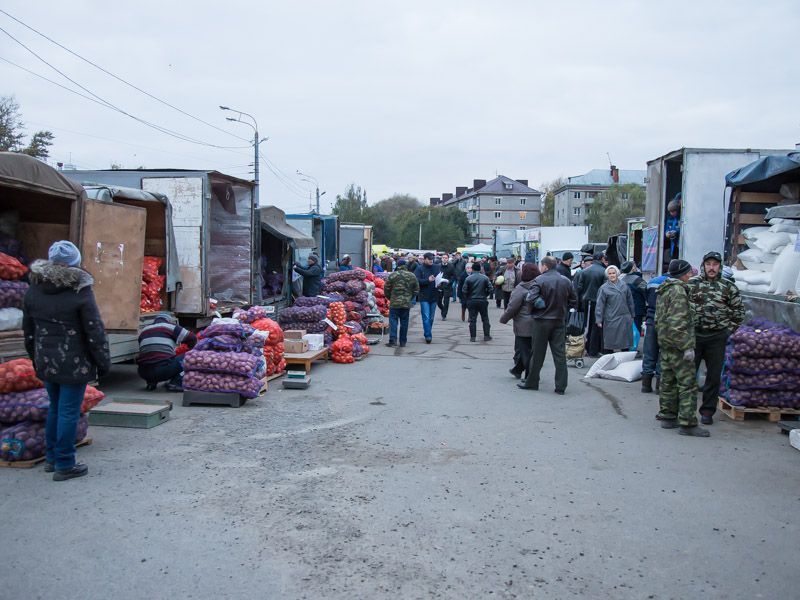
687, 265, 745, 334
655, 277, 695, 351
384, 266, 420, 309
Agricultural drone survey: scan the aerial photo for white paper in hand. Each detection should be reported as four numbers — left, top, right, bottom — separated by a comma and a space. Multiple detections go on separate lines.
435, 272, 449, 288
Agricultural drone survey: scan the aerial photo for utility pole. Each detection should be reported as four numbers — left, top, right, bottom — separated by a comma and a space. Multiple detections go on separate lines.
220, 105, 263, 206
315, 185, 320, 214
297, 171, 323, 214
418, 222, 422, 250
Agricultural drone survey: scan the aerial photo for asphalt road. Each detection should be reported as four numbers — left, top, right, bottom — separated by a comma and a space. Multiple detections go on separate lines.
2, 302, 798, 599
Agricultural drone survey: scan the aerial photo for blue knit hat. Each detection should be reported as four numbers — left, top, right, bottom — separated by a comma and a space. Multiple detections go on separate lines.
48, 240, 82, 267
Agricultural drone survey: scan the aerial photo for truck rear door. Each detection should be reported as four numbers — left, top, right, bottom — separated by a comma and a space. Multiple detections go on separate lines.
79, 199, 146, 333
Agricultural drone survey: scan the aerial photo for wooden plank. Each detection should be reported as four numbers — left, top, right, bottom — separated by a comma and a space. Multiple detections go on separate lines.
738, 192, 782, 204
718, 397, 800, 423
738, 214, 768, 225
0, 437, 92, 469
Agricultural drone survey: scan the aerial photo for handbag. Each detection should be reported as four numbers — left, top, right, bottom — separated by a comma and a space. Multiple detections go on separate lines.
566, 309, 585, 336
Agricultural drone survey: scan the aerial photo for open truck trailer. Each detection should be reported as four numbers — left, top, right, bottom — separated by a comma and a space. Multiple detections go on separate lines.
285, 213, 339, 273
0, 153, 170, 363
65, 169, 257, 323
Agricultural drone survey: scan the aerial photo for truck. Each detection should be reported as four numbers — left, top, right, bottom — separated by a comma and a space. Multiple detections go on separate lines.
64, 169, 257, 322
643, 148, 792, 274
492, 228, 518, 259
511, 226, 589, 263
338, 223, 374, 269
285, 213, 339, 273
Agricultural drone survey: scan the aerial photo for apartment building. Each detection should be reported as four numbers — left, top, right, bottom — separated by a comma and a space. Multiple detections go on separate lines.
553, 166, 646, 226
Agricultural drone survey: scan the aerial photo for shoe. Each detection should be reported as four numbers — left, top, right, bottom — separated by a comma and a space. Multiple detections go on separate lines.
660, 419, 679, 429
700, 414, 713, 425
165, 383, 183, 393
470, 337, 476, 342
484, 335, 492, 341
640, 373, 653, 393
44, 461, 55, 473
679, 425, 710, 437
554, 390, 565, 395
385, 341, 397, 347
509, 368, 522, 379
517, 382, 538, 391
146, 382, 157, 391
399, 343, 406, 348
425, 338, 432, 344
53, 463, 88, 481
442, 316, 447, 321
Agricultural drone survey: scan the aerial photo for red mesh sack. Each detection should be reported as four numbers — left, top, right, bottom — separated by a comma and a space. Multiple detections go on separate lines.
0, 253, 27, 280
0, 359, 43, 393
81, 385, 105, 414
252, 318, 284, 345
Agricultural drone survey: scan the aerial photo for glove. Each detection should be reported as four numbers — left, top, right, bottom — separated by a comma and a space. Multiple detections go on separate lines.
683, 349, 695, 362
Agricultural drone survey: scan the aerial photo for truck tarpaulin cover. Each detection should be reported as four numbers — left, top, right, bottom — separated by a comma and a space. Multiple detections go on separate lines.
725, 152, 800, 190
209, 180, 253, 303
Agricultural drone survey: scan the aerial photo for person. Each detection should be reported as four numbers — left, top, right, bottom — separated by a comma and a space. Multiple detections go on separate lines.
381, 254, 393, 273
485, 257, 498, 300
293, 254, 323, 297
415, 252, 441, 343
574, 252, 607, 357
687, 251, 745, 424
451, 252, 466, 302
496, 257, 520, 309
384, 259, 420, 348
437, 253, 456, 320
641, 272, 669, 393
22, 241, 110, 481
595, 265, 635, 353
500, 262, 541, 379
372, 256, 384, 273
457, 264, 470, 321
518, 256, 578, 394
620, 261, 647, 334
556, 252, 574, 281
462, 261, 493, 342
664, 194, 681, 264
339, 254, 353, 271
656, 259, 708, 437
137, 313, 197, 392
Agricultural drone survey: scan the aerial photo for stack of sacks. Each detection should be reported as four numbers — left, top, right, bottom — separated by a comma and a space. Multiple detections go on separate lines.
0, 358, 99, 463
0, 252, 28, 332
320, 269, 370, 325
183, 320, 264, 398
251, 318, 286, 376
736, 219, 800, 294
721, 319, 800, 408
325, 301, 371, 362
277, 304, 329, 334
141, 256, 165, 313
371, 276, 389, 317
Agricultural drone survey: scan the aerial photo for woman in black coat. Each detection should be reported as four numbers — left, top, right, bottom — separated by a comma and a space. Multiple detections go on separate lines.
23, 241, 110, 481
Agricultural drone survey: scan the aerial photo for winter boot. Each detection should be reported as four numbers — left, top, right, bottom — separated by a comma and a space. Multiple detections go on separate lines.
660, 419, 678, 429
679, 425, 710, 437
640, 373, 653, 393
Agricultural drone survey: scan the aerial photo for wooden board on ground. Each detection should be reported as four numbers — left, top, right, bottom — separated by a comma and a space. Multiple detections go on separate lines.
718, 397, 800, 423
0, 437, 92, 469
283, 348, 329, 375
266, 371, 286, 382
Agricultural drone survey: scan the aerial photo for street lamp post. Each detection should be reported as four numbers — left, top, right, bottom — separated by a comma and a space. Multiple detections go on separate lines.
220, 105, 264, 206
296, 170, 324, 214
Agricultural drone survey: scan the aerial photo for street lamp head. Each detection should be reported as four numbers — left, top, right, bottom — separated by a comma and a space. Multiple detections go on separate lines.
219, 105, 230, 110
320, 191, 327, 197
226, 117, 237, 122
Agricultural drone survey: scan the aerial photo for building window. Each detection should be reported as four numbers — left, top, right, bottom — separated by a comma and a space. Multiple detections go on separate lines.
573, 207, 581, 216
520, 197, 526, 206
585, 206, 591, 215
573, 191, 581, 199
494, 211, 501, 219
622, 192, 629, 200
519, 226, 526, 230
504, 183, 513, 190
519, 211, 526, 220
586, 191, 597, 198
459, 201, 466, 210
495, 197, 502, 205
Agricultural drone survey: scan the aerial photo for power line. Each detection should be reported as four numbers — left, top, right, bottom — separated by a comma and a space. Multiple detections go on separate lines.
0, 8, 251, 144
0, 28, 251, 150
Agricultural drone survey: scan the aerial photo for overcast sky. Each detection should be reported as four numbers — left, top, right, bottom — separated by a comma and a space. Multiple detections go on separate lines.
3, 1, 798, 212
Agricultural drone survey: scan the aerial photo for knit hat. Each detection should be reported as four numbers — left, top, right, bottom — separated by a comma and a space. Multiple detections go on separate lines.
593, 252, 605, 261
48, 240, 81, 267
397, 259, 407, 266
668, 259, 692, 278
561, 252, 573, 261
308, 253, 319, 264
620, 261, 634, 274
423, 252, 435, 260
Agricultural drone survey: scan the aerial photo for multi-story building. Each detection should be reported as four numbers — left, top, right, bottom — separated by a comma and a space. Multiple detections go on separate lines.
553, 166, 646, 226
433, 175, 542, 244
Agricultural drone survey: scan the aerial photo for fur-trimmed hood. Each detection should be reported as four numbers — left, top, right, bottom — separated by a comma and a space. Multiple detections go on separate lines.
29, 259, 94, 293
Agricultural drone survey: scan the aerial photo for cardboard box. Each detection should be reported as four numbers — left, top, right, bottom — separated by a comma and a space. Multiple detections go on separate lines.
284, 329, 307, 340
303, 333, 325, 351
284, 339, 309, 354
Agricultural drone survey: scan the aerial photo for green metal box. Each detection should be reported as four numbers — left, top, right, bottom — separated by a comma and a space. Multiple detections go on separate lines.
88, 402, 171, 428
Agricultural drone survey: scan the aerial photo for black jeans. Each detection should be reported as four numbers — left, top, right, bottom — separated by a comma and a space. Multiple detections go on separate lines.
437, 290, 451, 319
496, 289, 511, 309
695, 329, 729, 416
585, 301, 602, 357
512, 335, 533, 377
138, 355, 184, 387
523, 320, 568, 392
467, 299, 490, 339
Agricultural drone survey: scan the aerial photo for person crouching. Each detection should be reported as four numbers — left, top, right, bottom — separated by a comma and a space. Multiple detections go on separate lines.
137, 313, 196, 392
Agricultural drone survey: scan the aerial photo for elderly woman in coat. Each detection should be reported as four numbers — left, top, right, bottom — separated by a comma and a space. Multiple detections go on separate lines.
499, 262, 541, 379
595, 264, 635, 353
23, 241, 110, 481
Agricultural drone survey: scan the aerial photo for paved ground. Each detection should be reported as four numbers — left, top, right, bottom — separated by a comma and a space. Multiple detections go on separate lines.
2, 302, 798, 599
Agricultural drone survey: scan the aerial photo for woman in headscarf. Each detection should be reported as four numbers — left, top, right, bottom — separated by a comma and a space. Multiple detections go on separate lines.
595, 264, 635, 353
23, 241, 110, 481
499, 262, 541, 379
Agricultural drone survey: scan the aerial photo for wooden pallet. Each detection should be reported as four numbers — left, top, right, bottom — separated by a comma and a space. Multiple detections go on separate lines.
0, 437, 93, 469
718, 398, 800, 422
266, 371, 286, 382
283, 348, 329, 375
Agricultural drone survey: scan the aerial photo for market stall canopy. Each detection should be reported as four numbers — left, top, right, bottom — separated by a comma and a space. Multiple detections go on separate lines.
462, 243, 493, 255
0, 152, 85, 200
725, 152, 800, 192
258, 206, 315, 248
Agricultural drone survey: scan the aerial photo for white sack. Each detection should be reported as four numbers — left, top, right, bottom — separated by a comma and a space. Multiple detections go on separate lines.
748, 284, 771, 293
584, 351, 637, 379
769, 221, 800, 234
731, 269, 771, 285
780, 183, 800, 201
597, 360, 643, 382
742, 226, 770, 240
0, 307, 22, 331
768, 244, 800, 295
738, 248, 766, 263
736, 280, 749, 291
755, 231, 792, 254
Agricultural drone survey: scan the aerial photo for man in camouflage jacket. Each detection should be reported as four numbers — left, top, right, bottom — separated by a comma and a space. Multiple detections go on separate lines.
688, 251, 745, 424
656, 259, 708, 437
384, 260, 420, 348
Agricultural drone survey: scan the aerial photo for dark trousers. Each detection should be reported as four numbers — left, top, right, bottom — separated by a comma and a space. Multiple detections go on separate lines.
585, 301, 602, 357
44, 381, 87, 471
437, 291, 451, 319
642, 321, 661, 376
467, 299, 490, 339
138, 355, 185, 387
388, 307, 410, 345
523, 320, 568, 392
512, 335, 533, 377
695, 329, 729, 416
496, 289, 511, 309
634, 315, 644, 334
